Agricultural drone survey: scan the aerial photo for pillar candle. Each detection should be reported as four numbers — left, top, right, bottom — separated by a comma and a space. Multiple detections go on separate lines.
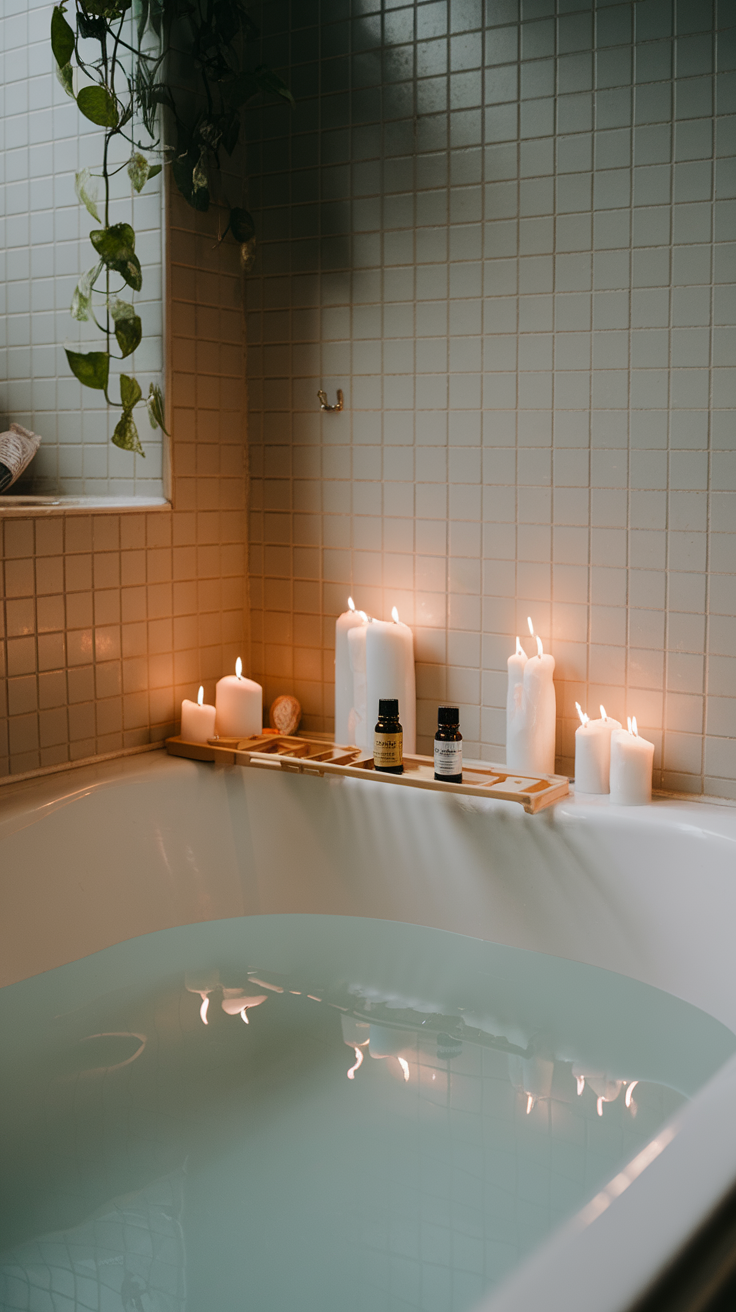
215, 658, 263, 738
180, 685, 216, 743
609, 717, 654, 806
506, 629, 556, 775
347, 623, 368, 749
335, 598, 367, 744
574, 703, 622, 794
365, 608, 416, 754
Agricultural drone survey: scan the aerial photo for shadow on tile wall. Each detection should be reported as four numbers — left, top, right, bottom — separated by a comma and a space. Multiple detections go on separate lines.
0, 189, 249, 778
245, 0, 736, 797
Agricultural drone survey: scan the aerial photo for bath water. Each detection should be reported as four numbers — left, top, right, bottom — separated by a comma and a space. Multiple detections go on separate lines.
0, 915, 733, 1312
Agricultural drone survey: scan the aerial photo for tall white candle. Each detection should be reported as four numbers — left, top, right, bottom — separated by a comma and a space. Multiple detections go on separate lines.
181, 685, 216, 743
335, 597, 367, 744
365, 608, 416, 754
215, 658, 263, 738
506, 622, 556, 775
347, 623, 368, 749
609, 717, 654, 805
574, 703, 622, 794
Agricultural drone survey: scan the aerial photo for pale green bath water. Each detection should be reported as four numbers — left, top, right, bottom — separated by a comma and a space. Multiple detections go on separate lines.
0, 915, 733, 1312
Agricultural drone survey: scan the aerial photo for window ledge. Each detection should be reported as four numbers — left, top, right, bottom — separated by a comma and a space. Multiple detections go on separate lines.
0, 495, 170, 516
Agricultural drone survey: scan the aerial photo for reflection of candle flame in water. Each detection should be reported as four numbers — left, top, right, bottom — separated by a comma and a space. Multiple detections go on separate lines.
200, 995, 209, 1025
348, 597, 355, 611
527, 617, 534, 636
235, 657, 243, 679
240, 1008, 249, 1023
597, 1096, 605, 1117
526, 1094, 535, 1115
576, 1075, 585, 1095
536, 635, 543, 658
398, 1057, 410, 1082
347, 1047, 364, 1080
625, 1080, 638, 1108
391, 606, 400, 623
197, 685, 204, 706
576, 702, 589, 728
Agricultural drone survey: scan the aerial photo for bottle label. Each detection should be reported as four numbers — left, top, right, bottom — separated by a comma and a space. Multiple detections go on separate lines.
374, 730, 403, 768
434, 741, 462, 777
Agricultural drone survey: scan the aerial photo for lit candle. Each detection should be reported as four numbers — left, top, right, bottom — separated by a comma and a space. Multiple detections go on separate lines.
347, 618, 369, 749
365, 607, 416, 754
609, 716, 654, 806
335, 597, 367, 744
180, 685, 216, 743
215, 658, 263, 738
574, 703, 622, 794
506, 619, 556, 775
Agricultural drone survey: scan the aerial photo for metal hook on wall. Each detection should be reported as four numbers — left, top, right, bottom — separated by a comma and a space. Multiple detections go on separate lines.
318, 388, 343, 412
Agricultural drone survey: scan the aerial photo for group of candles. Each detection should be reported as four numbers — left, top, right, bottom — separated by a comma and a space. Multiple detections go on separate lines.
335, 599, 416, 752
574, 706, 655, 805
180, 658, 263, 743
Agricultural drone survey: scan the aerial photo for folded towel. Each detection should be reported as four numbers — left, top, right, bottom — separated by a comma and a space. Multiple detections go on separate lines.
0, 423, 42, 492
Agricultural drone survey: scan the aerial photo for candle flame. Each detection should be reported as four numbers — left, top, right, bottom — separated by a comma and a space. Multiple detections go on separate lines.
631, 716, 638, 737
197, 685, 204, 706
199, 995, 209, 1025
597, 1096, 605, 1117
348, 597, 355, 611
576, 1075, 585, 1096
347, 1047, 364, 1080
576, 702, 589, 727
358, 611, 368, 621
391, 606, 400, 623
526, 1094, 535, 1115
625, 1080, 638, 1108
515, 636, 523, 657
536, 635, 543, 658
600, 705, 608, 721
235, 657, 243, 679
527, 616, 534, 636
398, 1057, 410, 1082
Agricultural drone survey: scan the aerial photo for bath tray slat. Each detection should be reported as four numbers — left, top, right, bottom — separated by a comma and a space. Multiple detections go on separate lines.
165, 732, 568, 813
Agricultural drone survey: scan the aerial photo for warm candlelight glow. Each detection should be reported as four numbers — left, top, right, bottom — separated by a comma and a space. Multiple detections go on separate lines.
391, 606, 400, 623
625, 1080, 638, 1108
197, 685, 204, 706
200, 995, 209, 1025
526, 1094, 535, 1114
398, 1057, 410, 1081
527, 616, 534, 636
515, 635, 523, 656
536, 635, 543, 658
600, 705, 608, 720
347, 1047, 364, 1080
348, 596, 355, 611
576, 1075, 585, 1096
576, 702, 589, 727
235, 657, 243, 679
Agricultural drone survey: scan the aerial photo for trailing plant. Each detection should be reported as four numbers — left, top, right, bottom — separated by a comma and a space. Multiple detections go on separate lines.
50, 0, 292, 456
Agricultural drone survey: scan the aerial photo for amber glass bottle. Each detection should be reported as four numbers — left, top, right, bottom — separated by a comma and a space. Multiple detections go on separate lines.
434, 706, 462, 783
373, 698, 404, 774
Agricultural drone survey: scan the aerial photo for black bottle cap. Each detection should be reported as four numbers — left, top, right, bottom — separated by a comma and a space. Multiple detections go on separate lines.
438, 706, 459, 726
378, 698, 399, 718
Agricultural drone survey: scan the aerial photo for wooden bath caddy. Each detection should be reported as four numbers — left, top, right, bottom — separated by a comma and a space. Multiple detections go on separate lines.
165, 731, 568, 814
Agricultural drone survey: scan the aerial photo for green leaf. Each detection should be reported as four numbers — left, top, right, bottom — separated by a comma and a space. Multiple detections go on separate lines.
65, 348, 110, 390
120, 374, 142, 409
90, 223, 143, 292
51, 5, 75, 69
109, 298, 135, 322
77, 84, 119, 128
254, 64, 295, 108
147, 383, 168, 433
192, 148, 208, 194
127, 152, 150, 193
229, 207, 255, 243
56, 63, 75, 97
115, 314, 142, 357
147, 164, 162, 181
132, 0, 149, 41
112, 411, 145, 456
70, 263, 102, 321
240, 236, 256, 273
76, 11, 107, 40
75, 168, 100, 221
172, 154, 209, 211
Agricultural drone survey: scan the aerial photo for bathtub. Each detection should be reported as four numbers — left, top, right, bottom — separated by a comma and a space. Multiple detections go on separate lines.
2, 749, 736, 1312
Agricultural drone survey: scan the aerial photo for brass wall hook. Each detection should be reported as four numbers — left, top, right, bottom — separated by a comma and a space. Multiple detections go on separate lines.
318, 388, 343, 412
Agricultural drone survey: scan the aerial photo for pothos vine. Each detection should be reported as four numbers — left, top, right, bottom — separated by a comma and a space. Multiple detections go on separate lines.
50, 0, 292, 456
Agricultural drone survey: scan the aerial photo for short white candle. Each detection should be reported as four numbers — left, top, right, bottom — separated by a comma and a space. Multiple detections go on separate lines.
574, 703, 622, 794
335, 597, 367, 744
506, 621, 556, 775
365, 607, 416, 754
181, 685, 216, 743
609, 717, 655, 806
215, 658, 263, 738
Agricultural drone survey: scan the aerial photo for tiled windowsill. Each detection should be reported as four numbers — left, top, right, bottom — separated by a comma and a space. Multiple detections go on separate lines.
0, 495, 170, 516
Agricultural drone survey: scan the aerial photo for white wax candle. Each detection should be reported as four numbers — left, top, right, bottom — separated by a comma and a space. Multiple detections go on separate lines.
609, 717, 654, 806
506, 631, 556, 775
365, 608, 416, 754
335, 598, 367, 744
347, 623, 368, 749
574, 703, 622, 794
181, 685, 216, 743
215, 658, 263, 738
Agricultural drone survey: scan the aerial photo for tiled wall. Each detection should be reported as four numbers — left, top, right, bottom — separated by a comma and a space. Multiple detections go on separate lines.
245, 0, 736, 797
0, 188, 249, 778
0, 0, 165, 496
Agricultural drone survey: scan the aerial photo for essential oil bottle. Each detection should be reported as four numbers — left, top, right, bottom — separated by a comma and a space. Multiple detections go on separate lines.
373, 698, 404, 774
434, 706, 462, 782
